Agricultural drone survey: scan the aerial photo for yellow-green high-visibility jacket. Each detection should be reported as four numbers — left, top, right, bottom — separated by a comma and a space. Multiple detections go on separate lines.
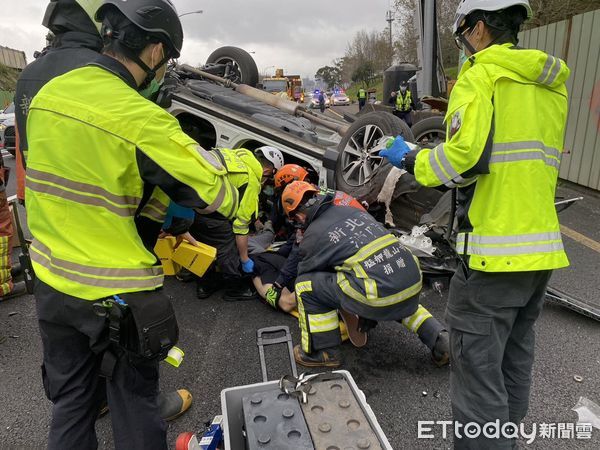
358, 89, 366, 99
211, 148, 262, 235
414, 44, 570, 272
395, 90, 412, 112
26, 55, 238, 300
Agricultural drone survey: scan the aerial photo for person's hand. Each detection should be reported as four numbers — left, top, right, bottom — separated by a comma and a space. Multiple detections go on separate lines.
265, 283, 282, 309
379, 135, 411, 168
175, 232, 199, 248
241, 258, 255, 274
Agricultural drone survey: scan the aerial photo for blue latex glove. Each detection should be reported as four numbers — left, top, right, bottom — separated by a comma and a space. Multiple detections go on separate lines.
241, 258, 255, 274
379, 135, 411, 168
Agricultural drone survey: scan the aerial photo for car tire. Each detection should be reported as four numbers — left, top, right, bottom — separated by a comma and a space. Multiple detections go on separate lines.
335, 111, 414, 203
411, 115, 446, 149
205, 46, 259, 87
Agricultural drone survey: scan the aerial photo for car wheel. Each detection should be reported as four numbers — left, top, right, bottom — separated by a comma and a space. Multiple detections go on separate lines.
205, 46, 259, 87
411, 116, 446, 149
335, 111, 414, 203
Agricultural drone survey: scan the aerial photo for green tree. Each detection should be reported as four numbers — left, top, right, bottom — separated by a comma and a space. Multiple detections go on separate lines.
314, 65, 342, 89
351, 61, 377, 87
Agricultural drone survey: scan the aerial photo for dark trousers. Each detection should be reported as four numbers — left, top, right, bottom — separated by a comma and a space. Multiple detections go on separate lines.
358, 99, 366, 110
35, 280, 167, 450
189, 214, 241, 279
393, 110, 412, 127
296, 272, 442, 354
446, 267, 552, 449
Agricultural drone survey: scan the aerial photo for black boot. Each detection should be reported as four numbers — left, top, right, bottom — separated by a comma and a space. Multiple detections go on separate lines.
222, 279, 258, 302
196, 276, 219, 299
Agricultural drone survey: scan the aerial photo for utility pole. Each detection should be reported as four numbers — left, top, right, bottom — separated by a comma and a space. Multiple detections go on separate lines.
386, 10, 394, 66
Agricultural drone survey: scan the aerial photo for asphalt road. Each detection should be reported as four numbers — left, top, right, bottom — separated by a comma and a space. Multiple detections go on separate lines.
0, 151, 598, 449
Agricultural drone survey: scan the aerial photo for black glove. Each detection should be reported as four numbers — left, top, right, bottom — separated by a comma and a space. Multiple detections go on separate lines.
163, 217, 194, 236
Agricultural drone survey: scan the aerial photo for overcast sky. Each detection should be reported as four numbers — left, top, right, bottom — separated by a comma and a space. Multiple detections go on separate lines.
1, 0, 396, 78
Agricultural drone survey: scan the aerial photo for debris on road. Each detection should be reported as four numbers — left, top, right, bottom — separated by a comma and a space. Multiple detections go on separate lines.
572, 397, 600, 430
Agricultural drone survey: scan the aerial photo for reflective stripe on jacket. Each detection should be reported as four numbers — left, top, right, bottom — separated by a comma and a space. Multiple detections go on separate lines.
298, 205, 422, 310
25, 57, 237, 299
414, 44, 570, 272
211, 148, 262, 235
395, 90, 412, 112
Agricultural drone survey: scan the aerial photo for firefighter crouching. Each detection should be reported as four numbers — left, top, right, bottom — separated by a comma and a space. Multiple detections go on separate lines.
281, 181, 450, 368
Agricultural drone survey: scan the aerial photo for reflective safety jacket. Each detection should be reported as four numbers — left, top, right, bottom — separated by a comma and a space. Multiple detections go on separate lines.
298, 204, 422, 318
414, 44, 570, 272
395, 90, 412, 112
211, 148, 262, 235
358, 88, 366, 99
26, 55, 238, 300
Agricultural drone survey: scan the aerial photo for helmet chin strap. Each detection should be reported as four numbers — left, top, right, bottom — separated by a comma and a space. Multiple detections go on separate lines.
458, 33, 478, 58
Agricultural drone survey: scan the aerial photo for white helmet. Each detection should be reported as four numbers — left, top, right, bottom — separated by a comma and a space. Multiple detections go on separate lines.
453, 0, 532, 34
255, 146, 285, 170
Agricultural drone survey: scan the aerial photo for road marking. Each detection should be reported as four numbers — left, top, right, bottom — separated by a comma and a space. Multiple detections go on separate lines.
561, 225, 600, 253
327, 108, 344, 119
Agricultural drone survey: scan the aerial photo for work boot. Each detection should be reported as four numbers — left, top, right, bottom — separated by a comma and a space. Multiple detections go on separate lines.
158, 389, 193, 422
196, 277, 219, 299
0, 280, 27, 302
175, 268, 195, 283
97, 389, 193, 422
293, 344, 341, 368
432, 330, 449, 367
222, 281, 258, 302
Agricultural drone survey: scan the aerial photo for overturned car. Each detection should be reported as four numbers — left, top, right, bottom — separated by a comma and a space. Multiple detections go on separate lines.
156, 47, 458, 280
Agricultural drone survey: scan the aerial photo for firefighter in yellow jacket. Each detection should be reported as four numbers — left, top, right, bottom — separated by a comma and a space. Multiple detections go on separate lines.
381, 1, 570, 448
25, 1, 237, 448
190, 147, 274, 301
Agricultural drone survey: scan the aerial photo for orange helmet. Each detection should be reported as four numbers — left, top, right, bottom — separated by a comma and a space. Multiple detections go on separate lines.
274, 164, 309, 189
281, 181, 319, 217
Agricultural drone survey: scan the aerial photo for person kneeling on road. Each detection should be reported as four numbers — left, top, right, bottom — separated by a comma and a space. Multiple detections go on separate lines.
190, 148, 274, 301
281, 181, 450, 368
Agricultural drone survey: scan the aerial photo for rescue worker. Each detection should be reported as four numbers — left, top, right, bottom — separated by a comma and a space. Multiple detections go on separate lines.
16, 0, 194, 426
25, 0, 238, 448
0, 175, 25, 300
191, 148, 270, 301
251, 164, 314, 311
281, 181, 449, 368
380, 1, 570, 447
247, 146, 285, 254
357, 87, 367, 110
389, 80, 414, 126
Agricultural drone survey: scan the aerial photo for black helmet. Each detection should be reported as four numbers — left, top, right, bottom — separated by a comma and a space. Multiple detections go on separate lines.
42, 0, 103, 37
95, 0, 183, 58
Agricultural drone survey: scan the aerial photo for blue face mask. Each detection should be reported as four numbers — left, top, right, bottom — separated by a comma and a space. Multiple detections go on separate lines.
458, 48, 469, 70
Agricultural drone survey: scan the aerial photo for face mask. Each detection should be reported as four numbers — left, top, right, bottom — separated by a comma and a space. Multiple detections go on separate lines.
139, 46, 166, 99
458, 48, 468, 69
139, 77, 163, 99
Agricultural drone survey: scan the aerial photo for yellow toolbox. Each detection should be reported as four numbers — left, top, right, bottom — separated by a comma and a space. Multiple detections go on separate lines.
154, 237, 180, 275
171, 241, 217, 277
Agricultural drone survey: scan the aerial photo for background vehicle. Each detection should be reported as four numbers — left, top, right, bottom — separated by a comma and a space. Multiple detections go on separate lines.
329, 91, 350, 106
160, 47, 454, 277
308, 91, 330, 108
0, 103, 16, 156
